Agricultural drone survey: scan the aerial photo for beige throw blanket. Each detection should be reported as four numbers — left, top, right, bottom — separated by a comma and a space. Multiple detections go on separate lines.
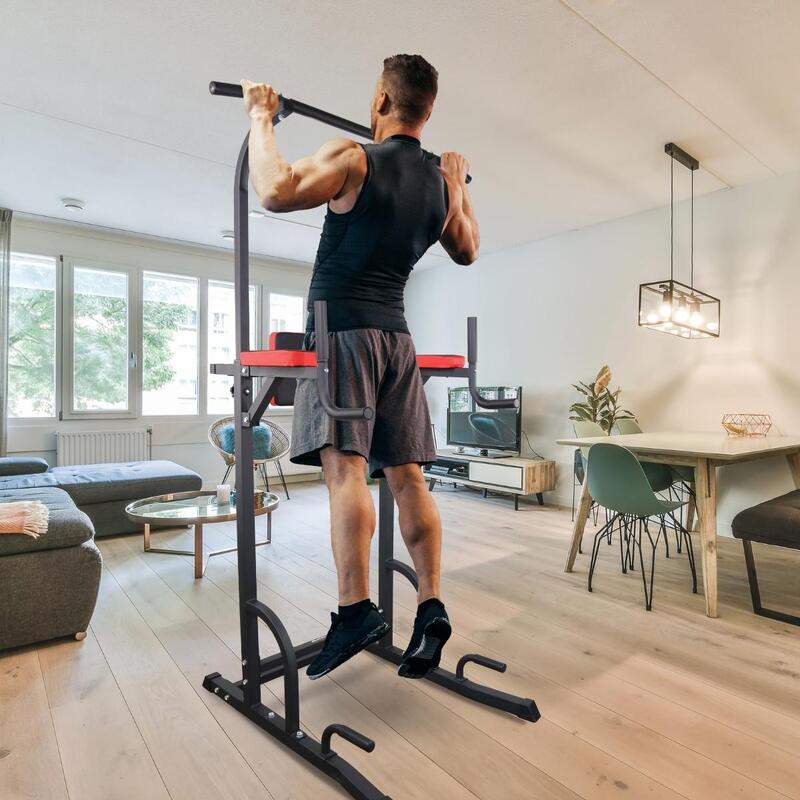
0, 501, 49, 538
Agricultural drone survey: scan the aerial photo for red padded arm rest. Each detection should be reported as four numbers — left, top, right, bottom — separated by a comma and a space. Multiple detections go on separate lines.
240, 350, 465, 369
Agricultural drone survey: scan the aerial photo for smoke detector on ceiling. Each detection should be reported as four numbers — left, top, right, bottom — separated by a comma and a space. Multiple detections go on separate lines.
61, 197, 85, 211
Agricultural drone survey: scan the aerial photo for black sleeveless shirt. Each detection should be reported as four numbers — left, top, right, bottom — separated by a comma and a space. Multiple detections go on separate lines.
305, 134, 448, 334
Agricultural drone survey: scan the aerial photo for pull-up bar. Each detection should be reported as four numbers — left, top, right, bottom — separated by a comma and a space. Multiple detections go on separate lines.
209, 81, 472, 183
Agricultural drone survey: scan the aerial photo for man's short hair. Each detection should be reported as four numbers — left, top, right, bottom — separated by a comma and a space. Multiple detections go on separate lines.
381, 54, 438, 124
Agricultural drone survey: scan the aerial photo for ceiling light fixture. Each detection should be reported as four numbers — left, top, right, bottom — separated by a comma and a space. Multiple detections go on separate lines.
61, 197, 85, 211
638, 143, 720, 340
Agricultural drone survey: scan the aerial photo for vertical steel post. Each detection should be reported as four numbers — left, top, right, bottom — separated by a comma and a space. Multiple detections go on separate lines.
376, 479, 395, 649
232, 132, 262, 705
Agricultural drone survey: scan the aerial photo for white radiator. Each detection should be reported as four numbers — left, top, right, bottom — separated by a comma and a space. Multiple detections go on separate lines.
56, 429, 151, 466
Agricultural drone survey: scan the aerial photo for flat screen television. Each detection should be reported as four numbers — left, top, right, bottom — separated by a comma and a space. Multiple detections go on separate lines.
446, 386, 522, 455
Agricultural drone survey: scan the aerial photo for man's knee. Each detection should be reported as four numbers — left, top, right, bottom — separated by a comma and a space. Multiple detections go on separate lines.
321, 447, 368, 487
385, 463, 426, 498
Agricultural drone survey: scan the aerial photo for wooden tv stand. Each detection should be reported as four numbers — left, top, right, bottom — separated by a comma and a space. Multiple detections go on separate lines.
423, 449, 556, 510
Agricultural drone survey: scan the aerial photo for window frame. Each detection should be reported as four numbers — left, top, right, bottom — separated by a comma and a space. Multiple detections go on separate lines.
141, 269, 201, 418
263, 289, 306, 414
267, 290, 306, 338
6, 251, 61, 422
206, 278, 261, 418
10, 249, 280, 422
61, 257, 140, 421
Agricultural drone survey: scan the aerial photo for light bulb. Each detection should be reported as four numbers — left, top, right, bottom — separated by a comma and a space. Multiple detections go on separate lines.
690, 311, 704, 327
706, 321, 719, 331
674, 303, 690, 323
646, 311, 659, 324
658, 288, 672, 320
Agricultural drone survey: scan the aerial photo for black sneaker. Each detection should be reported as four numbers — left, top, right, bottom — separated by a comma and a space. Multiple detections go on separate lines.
306, 603, 389, 680
398, 599, 451, 679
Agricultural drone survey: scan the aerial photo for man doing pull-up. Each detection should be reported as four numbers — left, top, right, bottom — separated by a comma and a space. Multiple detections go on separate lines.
242, 54, 479, 680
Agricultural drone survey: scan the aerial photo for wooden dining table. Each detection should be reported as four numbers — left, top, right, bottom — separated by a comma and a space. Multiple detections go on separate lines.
556, 432, 800, 617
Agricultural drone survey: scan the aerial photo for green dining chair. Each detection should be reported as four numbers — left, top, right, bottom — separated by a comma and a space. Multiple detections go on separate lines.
575, 420, 674, 493
586, 443, 697, 610
615, 417, 698, 547
615, 418, 695, 484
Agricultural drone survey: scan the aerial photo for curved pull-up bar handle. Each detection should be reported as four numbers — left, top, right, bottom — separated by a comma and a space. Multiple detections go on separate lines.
456, 653, 508, 681
314, 301, 374, 421
466, 317, 519, 410
321, 723, 376, 759
209, 81, 472, 183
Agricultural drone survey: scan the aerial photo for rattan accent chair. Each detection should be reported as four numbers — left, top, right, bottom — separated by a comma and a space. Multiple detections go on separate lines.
208, 416, 292, 499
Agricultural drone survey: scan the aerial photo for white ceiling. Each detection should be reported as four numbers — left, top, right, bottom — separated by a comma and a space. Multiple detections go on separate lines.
1, 0, 798, 265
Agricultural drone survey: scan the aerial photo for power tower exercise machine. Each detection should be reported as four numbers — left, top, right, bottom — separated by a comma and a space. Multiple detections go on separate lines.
203, 81, 541, 800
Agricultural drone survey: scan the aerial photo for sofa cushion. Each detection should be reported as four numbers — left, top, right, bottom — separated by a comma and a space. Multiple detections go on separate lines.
0, 460, 202, 505
732, 489, 800, 548
0, 486, 94, 557
0, 456, 50, 476
51, 460, 202, 504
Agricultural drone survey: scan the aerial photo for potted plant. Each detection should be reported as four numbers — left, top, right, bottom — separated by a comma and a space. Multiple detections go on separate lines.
569, 365, 635, 434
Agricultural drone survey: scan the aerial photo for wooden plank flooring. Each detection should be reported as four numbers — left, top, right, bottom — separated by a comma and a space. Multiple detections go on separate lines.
2, 481, 800, 800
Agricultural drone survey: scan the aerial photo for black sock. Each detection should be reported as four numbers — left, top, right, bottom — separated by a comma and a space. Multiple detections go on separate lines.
338, 598, 372, 622
417, 597, 445, 616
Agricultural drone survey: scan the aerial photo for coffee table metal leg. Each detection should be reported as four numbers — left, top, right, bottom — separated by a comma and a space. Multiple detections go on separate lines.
195, 522, 204, 579
142, 514, 272, 578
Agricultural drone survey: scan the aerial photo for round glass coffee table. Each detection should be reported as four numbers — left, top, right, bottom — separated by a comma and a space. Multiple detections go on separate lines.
125, 490, 279, 579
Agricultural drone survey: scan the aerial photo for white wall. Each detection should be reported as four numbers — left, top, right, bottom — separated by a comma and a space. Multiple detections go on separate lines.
406, 170, 800, 533
8, 216, 321, 487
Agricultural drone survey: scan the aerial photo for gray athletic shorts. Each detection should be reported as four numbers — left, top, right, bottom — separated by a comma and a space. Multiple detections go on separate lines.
289, 328, 436, 479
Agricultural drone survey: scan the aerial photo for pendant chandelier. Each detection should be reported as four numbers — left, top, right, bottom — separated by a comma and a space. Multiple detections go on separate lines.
638, 143, 720, 339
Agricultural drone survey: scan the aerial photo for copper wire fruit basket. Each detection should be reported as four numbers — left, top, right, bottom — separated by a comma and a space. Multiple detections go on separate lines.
721, 413, 772, 438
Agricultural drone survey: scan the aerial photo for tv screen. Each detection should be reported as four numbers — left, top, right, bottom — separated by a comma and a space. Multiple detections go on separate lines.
446, 386, 521, 453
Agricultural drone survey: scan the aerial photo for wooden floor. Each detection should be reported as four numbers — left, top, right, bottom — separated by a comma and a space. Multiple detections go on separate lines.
2, 482, 800, 800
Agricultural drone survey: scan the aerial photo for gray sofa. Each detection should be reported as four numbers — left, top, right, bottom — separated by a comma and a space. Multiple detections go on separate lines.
0, 459, 203, 536
0, 457, 202, 650
0, 484, 101, 650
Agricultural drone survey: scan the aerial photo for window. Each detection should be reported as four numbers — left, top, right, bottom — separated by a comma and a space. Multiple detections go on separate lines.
142, 271, 199, 415
207, 280, 257, 415
70, 265, 131, 413
8, 253, 57, 418
269, 293, 304, 334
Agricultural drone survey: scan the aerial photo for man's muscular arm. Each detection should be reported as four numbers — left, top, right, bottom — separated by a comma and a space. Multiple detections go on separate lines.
439, 152, 480, 265
242, 80, 363, 213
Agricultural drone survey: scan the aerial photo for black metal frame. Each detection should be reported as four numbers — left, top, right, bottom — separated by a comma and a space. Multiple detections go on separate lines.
204, 82, 539, 800
740, 539, 800, 626
208, 81, 472, 184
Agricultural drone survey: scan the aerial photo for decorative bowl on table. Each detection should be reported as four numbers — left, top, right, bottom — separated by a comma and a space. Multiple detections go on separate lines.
721, 413, 772, 438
